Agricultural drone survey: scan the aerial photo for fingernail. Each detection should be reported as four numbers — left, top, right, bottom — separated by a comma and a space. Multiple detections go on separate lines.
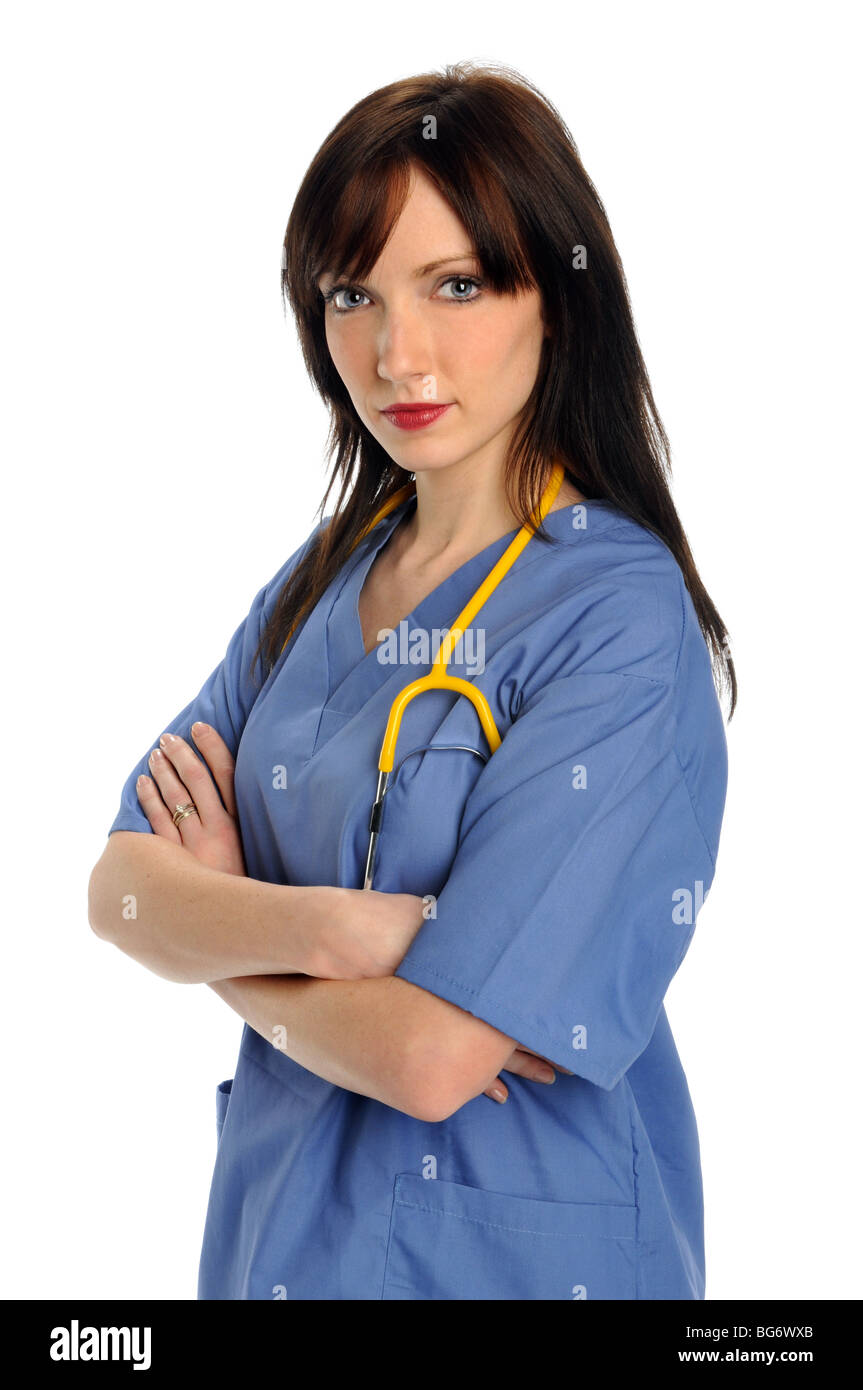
136, 774, 148, 787
149, 749, 162, 762
159, 732, 175, 747
490, 1086, 507, 1103
191, 722, 209, 737
539, 1070, 556, 1084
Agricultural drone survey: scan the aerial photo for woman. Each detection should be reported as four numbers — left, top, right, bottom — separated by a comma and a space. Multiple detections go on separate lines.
89, 61, 735, 1301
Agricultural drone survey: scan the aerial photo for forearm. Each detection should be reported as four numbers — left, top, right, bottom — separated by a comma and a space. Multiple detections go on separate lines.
88, 830, 339, 984
208, 973, 455, 1121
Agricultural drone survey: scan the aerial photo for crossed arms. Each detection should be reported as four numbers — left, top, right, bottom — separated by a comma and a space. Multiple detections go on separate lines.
88, 724, 566, 1121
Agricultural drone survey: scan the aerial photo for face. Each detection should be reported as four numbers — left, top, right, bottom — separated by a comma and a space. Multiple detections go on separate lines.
317, 165, 547, 482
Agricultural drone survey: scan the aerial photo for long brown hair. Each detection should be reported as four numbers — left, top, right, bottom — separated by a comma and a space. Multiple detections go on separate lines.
254, 60, 737, 717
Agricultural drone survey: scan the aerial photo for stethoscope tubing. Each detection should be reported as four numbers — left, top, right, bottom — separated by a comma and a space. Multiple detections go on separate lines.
362, 462, 565, 889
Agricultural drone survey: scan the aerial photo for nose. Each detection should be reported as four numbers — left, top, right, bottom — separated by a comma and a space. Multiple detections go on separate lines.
375, 303, 433, 389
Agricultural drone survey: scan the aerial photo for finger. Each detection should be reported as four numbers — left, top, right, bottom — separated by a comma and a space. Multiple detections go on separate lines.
512, 1044, 574, 1077
190, 722, 237, 817
484, 1079, 508, 1103
136, 773, 182, 842
502, 1049, 556, 1084
146, 747, 204, 843
155, 732, 226, 829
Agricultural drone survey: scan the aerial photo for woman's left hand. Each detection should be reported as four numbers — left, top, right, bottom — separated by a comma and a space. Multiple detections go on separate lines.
136, 722, 247, 877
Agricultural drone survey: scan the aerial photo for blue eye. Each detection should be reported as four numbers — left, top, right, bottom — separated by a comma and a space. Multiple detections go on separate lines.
323, 287, 370, 313
322, 275, 483, 315
436, 275, 483, 302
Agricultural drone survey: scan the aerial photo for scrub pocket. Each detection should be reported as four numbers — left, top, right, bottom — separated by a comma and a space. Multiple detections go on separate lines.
215, 1078, 233, 1143
381, 1174, 637, 1300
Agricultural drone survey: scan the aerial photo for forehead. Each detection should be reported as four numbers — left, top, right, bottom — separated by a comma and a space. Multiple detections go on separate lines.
317, 248, 479, 286
317, 167, 477, 285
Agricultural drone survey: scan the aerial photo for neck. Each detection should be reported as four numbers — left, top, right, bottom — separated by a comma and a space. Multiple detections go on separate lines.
403, 454, 568, 567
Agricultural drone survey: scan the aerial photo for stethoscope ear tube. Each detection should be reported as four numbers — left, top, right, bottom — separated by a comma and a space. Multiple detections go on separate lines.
361, 744, 488, 891
363, 769, 390, 890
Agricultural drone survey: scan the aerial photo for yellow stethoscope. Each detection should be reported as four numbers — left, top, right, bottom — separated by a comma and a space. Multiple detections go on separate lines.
282, 461, 565, 889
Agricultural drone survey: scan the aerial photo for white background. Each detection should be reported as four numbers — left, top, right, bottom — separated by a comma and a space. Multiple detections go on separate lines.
1, 0, 859, 1300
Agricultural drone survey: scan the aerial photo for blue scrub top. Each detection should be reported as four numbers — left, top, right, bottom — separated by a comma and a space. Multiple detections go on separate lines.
108, 492, 728, 1301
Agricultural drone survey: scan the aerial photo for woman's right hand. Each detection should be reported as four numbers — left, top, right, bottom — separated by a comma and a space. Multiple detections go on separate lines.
307, 889, 428, 980
307, 893, 572, 1101
487, 1045, 573, 1102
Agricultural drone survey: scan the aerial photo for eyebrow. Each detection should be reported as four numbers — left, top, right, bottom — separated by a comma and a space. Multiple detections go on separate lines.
413, 253, 479, 277
319, 252, 479, 286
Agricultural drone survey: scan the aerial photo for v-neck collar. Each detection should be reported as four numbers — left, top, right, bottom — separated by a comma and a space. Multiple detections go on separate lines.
320, 490, 623, 722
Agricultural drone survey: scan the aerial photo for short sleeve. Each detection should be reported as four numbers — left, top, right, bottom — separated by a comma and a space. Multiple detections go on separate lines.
106, 523, 323, 837
394, 670, 726, 1090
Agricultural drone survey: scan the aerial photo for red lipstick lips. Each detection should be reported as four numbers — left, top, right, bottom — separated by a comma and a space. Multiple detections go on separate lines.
380, 402, 453, 431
